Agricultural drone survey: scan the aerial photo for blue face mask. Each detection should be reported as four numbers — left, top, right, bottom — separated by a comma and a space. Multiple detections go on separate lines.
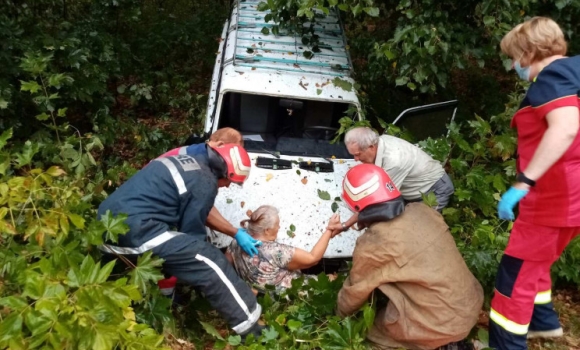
514, 61, 531, 81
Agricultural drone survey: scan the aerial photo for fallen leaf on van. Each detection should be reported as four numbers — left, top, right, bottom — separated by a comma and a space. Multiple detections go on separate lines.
338, 160, 345, 164
226, 198, 233, 204
252, 67, 256, 70
293, 63, 300, 68
317, 189, 331, 200
301, 177, 308, 185
241, 201, 245, 208
265, 173, 273, 181
288, 52, 294, 55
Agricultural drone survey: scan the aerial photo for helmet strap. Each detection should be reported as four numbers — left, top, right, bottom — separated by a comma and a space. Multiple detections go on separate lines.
357, 197, 405, 228
207, 146, 228, 179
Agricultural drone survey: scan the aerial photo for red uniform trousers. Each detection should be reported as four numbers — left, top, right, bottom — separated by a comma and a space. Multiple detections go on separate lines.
489, 219, 580, 350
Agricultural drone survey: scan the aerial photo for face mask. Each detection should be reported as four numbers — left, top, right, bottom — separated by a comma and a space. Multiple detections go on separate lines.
514, 61, 531, 81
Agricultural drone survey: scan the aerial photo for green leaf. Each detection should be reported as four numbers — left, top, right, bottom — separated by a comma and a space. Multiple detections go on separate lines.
117, 84, 126, 94
35, 113, 50, 121
0, 97, 8, 109
57, 107, 67, 117
0, 296, 28, 311
227, 335, 241, 346
14, 140, 40, 168
478, 328, 489, 344
129, 251, 164, 293
351, 3, 362, 16
0, 128, 13, 150
226, 198, 233, 204
296, 169, 301, 175
20, 80, 41, 93
246, 48, 254, 54
262, 326, 278, 341
25, 309, 53, 336
97, 260, 116, 283
395, 77, 409, 86
200, 321, 225, 340
257, 1, 268, 11
287, 319, 302, 331
0, 313, 23, 343
363, 303, 375, 329
261, 27, 270, 35
331, 202, 339, 213
316, 89, 322, 95
289, 224, 296, 231
100, 210, 129, 243
483, 16, 495, 26
363, 7, 380, 17
46, 165, 66, 177
332, 77, 353, 91
317, 189, 331, 200
287, 230, 295, 238
67, 213, 85, 229
303, 51, 313, 59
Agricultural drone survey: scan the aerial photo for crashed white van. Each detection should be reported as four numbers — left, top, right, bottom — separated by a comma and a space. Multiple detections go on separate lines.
203, 0, 458, 261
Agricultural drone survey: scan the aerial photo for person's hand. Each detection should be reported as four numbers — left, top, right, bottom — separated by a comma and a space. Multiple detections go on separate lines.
235, 228, 262, 257
497, 185, 529, 220
327, 214, 343, 237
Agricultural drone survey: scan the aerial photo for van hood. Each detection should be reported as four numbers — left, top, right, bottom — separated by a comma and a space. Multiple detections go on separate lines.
208, 152, 361, 258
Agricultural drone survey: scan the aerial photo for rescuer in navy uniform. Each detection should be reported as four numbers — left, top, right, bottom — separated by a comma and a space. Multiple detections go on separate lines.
98, 144, 263, 338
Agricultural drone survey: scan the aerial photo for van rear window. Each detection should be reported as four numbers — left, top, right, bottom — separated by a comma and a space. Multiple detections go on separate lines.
216, 92, 355, 158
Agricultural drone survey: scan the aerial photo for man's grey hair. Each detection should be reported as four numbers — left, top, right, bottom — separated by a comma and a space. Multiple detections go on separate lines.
344, 127, 379, 149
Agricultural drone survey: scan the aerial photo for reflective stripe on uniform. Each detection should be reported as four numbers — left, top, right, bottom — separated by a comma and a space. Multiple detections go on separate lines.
195, 253, 260, 334
490, 308, 529, 335
535, 290, 552, 304
178, 146, 188, 155
99, 231, 183, 255
155, 157, 187, 195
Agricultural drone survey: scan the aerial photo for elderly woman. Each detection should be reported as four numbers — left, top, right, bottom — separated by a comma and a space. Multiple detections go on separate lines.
226, 205, 340, 291
491, 17, 580, 350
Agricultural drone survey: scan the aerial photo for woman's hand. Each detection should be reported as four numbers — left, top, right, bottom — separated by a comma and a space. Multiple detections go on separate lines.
326, 214, 342, 238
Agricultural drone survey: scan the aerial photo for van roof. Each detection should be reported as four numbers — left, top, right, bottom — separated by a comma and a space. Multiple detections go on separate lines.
218, 0, 360, 104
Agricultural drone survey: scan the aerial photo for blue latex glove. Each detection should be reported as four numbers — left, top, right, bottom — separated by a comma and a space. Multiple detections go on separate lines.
235, 228, 262, 257
497, 186, 529, 220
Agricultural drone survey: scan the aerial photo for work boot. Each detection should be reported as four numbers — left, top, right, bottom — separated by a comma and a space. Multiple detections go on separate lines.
527, 327, 563, 339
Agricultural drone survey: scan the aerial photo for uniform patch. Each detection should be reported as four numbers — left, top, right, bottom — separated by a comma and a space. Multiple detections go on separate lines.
175, 155, 200, 172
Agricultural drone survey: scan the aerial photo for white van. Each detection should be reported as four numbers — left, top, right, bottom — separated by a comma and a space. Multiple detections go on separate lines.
203, 0, 458, 260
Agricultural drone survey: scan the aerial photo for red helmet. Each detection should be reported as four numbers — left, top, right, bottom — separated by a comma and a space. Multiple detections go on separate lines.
211, 144, 251, 184
342, 164, 401, 212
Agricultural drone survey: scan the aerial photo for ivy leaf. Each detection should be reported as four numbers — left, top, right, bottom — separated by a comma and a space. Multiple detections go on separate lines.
262, 326, 278, 341
331, 202, 339, 213
363, 7, 379, 17
317, 189, 331, 200
0, 128, 13, 151
20, 80, 41, 93
200, 321, 225, 340
331, 77, 353, 91
14, 141, 40, 168
129, 252, 164, 294
100, 210, 129, 243
261, 27, 270, 35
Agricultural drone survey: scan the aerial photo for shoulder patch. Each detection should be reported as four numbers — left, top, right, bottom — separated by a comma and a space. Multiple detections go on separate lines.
174, 155, 201, 172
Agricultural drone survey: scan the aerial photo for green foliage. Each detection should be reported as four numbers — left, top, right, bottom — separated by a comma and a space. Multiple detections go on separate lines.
0, 129, 168, 348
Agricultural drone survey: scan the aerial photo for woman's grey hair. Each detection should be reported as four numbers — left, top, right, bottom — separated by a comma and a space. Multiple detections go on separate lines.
344, 127, 379, 149
241, 205, 279, 236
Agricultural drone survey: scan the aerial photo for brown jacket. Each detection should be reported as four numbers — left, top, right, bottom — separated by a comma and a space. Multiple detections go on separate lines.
337, 203, 483, 349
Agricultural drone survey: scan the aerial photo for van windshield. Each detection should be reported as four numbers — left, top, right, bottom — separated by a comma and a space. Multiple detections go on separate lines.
216, 92, 355, 159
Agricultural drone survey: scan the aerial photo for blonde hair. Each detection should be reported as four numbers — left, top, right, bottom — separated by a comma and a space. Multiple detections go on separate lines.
500, 17, 567, 66
209, 127, 244, 146
241, 205, 279, 236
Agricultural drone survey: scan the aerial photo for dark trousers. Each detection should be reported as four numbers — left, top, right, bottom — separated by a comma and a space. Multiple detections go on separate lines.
104, 234, 261, 334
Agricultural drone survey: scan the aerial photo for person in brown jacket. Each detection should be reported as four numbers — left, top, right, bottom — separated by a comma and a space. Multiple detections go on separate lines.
337, 164, 483, 350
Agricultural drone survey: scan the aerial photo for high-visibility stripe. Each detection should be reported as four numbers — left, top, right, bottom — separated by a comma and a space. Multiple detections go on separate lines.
490, 308, 529, 335
178, 146, 188, 155
195, 254, 261, 334
231, 146, 251, 178
155, 158, 187, 195
344, 174, 380, 201
535, 290, 552, 304
99, 231, 183, 255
